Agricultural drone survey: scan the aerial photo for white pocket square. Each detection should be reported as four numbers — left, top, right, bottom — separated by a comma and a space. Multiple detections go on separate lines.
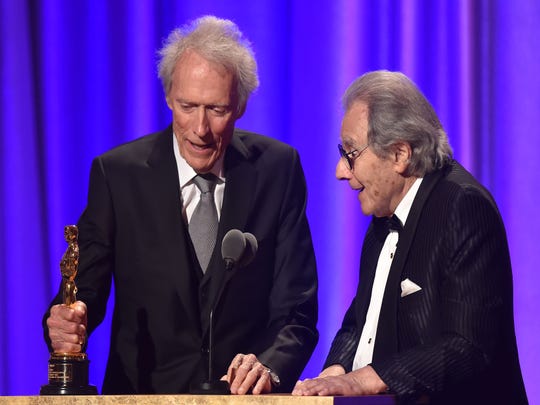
400, 278, 422, 297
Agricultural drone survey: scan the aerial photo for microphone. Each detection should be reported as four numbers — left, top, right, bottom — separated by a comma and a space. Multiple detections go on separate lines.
190, 229, 258, 395
221, 229, 246, 270
221, 229, 258, 270
239, 232, 258, 268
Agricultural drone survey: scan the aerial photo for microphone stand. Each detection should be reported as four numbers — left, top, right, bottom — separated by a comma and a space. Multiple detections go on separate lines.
189, 259, 236, 394
190, 230, 257, 395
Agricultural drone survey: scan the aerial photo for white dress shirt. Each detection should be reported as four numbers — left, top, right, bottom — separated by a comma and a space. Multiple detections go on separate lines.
172, 134, 225, 223
352, 177, 423, 370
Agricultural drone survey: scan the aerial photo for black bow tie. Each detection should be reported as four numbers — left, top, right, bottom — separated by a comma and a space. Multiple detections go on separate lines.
372, 214, 403, 242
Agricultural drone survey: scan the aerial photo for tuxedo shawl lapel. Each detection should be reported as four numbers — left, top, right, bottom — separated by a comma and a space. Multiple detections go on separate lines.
200, 133, 256, 336
354, 229, 385, 338
373, 167, 446, 361
146, 126, 201, 330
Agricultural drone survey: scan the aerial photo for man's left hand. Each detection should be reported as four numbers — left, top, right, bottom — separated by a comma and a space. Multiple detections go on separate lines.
292, 365, 388, 396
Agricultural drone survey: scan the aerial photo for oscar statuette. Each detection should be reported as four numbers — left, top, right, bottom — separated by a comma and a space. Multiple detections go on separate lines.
40, 225, 98, 395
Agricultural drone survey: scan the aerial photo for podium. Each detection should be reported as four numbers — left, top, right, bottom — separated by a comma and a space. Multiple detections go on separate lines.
0, 394, 396, 404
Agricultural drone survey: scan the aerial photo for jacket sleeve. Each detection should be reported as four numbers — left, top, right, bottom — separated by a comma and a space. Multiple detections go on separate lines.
255, 148, 319, 392
323, 297, 360, 372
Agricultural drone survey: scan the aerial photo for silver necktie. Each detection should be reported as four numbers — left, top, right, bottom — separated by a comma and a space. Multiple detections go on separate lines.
189, 174, 218, 272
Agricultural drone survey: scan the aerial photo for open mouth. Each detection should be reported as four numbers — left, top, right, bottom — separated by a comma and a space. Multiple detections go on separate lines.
189, 140, 213, 151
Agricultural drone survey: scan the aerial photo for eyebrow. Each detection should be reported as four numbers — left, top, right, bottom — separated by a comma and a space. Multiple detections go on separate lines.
340, 137, 356, 149
181, 102, 232, 113
176, 98, 230, 107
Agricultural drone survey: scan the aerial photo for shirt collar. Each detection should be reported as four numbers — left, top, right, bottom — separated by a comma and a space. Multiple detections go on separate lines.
394, 177, 423, 226
172, 132, 225, 188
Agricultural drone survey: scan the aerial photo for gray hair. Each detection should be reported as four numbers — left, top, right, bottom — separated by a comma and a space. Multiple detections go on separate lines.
343, 70, 453, 177
158, 15, 259, 113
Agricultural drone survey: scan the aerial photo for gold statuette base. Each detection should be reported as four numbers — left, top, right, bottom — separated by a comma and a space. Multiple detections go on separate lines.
40, 353, 98, 395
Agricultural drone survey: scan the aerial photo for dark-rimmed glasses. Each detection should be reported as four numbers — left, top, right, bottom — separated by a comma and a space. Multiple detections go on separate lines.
338, 143, 369, 170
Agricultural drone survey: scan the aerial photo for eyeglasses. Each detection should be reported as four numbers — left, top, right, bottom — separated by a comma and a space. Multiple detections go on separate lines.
338, 143, 369, 170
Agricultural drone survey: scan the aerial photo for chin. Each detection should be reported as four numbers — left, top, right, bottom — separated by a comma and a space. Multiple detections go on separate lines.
192, 164, 213, 174
359, 201, 374, 216
184, 154, 212, 170
361, 208, 373, 216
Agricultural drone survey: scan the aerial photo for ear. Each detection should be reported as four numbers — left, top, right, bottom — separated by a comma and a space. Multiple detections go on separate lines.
391, 142, 412, 174
165, 94, 173, 111
235, 101, 247, 119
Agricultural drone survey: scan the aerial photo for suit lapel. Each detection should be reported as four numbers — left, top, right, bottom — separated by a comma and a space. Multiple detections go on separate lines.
200, 133, 256, 336
355, 229, 385, 331
147, 126, 201, 332
373, 167, 446, 361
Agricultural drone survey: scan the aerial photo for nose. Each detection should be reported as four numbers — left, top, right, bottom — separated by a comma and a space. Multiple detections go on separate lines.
336, 158, 351, 180
193, 107, 209, 137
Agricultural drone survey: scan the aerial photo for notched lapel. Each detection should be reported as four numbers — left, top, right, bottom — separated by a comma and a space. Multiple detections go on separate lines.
200, 134, 257, 336
147, 127, 201, 332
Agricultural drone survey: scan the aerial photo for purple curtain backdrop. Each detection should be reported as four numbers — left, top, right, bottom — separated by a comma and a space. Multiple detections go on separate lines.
1, 0, 539, 401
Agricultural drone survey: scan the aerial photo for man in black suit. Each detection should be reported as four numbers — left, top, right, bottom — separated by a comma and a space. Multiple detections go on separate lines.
293, 71, 527, 404
44, 16, 318, 395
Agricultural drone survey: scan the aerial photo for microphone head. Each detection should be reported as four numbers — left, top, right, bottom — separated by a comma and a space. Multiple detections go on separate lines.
238, 232, 258, 268
221, 229, 246, 269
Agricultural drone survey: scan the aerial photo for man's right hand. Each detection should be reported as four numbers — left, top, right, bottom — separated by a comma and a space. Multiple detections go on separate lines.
47, 301, 88, 353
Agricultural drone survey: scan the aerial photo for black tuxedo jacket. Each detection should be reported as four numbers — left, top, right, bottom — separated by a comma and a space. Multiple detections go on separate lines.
45, 126, 318, 393
325, 161, 527, 404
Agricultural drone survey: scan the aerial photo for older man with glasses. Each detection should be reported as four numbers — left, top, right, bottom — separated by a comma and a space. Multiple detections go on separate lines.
294, 70, 527, 405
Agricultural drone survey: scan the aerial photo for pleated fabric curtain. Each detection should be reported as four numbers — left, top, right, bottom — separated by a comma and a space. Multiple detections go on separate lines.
1, 0, 538, 400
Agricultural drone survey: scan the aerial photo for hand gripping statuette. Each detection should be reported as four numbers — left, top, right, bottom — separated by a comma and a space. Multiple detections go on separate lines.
40, 225, 97, 395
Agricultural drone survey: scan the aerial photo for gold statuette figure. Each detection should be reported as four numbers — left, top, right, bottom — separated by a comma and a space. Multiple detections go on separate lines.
60, 225, 79, 306
40, 225, 97, 395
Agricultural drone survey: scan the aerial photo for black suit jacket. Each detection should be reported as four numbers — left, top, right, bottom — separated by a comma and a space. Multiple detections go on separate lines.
325, 161, 527, 404
45, 126, 318, 393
